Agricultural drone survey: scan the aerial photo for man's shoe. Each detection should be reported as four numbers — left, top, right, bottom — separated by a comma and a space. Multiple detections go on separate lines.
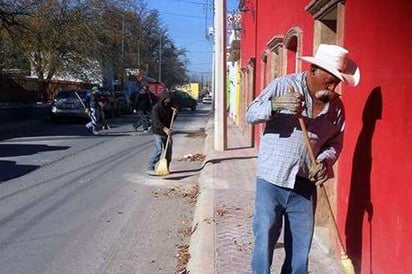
147, 168, 156, 176
86, 125, 94, 134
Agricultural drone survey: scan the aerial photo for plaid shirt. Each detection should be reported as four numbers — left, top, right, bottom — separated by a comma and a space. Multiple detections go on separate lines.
246, 72, 345, 189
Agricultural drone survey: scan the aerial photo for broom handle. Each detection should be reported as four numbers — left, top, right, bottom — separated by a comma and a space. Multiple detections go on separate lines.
74, 91, 87, 111
298, 116, 349, 256
162, 108, 177, 158
321, 183, 348, 256
298, 117, 316, 163
75, 91, 96, 124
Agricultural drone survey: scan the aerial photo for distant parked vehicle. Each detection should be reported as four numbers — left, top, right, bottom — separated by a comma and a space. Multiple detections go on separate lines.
114, 90, 133, 114
50, 89, 89, 121
171, 90, 197, 111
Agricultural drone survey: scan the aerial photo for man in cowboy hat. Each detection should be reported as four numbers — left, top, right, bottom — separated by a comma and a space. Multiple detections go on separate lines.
246, 44, 360, 274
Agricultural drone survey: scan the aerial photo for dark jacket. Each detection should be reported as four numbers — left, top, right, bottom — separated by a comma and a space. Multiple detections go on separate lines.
134, 90, 157, 113
84, 91, 100, 109
151, 92, 178, 136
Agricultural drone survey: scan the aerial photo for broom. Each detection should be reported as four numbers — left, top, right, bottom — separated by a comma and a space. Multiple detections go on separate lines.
155, 108, 177, 176
74, 91, 97, 124
298, 116, 355, 274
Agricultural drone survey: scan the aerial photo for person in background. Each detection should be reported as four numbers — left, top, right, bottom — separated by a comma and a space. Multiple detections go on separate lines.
246, 44, 360, 274
98, 94, 110, 130
147, 91, 179, 175
102, 77, 112, 92
84, 86, 101, 136
133, 85, 157, 133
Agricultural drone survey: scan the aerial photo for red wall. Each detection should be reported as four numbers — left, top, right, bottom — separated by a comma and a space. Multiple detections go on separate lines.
241, 0, 313, 94
239, 0, 257, 78
240, 0, 412, 273
339, 1, 412, 273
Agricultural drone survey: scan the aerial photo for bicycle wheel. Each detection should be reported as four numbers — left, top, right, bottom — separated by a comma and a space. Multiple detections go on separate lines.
133, 119, 143, 131
134, 113, 149, 131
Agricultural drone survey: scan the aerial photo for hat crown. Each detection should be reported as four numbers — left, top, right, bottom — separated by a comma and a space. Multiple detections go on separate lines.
315, 44, 348, 72
299, 44, 360, 86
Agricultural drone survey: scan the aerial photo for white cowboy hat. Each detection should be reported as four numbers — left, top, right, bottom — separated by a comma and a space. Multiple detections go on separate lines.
299, 44, 360, 87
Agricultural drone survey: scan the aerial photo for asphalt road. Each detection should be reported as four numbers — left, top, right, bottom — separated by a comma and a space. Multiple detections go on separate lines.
0, 105, 210, 274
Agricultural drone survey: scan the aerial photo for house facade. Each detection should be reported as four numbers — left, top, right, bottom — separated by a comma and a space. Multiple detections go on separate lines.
233, 0, 412, 273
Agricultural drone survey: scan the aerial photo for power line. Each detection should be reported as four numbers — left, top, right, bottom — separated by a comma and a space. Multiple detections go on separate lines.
190, 62, 212, 65
172, 0, 205, 5
188, 50, 213, 53
188, 71, 212, 74
181, 40, 210, 47
160, 11, 203, 19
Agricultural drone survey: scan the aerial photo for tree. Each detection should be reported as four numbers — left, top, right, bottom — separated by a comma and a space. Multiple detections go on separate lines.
134, 7, 189, 87
0, 0, 35, 33
13, 0, 106, 81
2, 0, 190, 93
160, 40, 189, 88
0, 1, 39, 73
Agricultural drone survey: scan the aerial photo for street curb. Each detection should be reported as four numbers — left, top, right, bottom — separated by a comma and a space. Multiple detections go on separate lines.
187, 114, 216, 274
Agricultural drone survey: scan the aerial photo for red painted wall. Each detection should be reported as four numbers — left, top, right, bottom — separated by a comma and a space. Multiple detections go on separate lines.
338, 1, 412, 273
241, 0, 313, 94
239, 0, 412, 273
239, 0, 257, 79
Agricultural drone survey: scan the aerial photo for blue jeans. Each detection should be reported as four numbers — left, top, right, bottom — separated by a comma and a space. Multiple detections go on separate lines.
251, 177, 316, 274
148, 134, 172, 170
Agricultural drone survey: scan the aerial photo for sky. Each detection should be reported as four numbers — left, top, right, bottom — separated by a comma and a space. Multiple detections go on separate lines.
145, 0, 239, 77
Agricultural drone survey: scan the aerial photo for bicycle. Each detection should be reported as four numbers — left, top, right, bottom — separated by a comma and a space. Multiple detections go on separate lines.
132, 112, 152, 133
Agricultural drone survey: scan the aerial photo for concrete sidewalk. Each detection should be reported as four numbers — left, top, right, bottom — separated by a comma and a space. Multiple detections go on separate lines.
188, 115, 345, 274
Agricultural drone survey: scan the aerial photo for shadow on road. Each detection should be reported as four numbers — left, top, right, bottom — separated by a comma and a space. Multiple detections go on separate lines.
0, 118, 92, 141
0, 143, 70, 182
0, 160, 39, 182
0, 144, 70, 157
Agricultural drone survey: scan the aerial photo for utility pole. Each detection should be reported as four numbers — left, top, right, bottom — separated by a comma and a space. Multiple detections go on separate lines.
158, 34, 162, 82
121, 0, 126, 90
214, 0, 227, 151
137, 41, 140, 68
121, 14, 125, 63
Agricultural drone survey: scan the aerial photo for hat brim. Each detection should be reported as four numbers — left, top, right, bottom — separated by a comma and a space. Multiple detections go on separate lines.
299, 56, 360, 87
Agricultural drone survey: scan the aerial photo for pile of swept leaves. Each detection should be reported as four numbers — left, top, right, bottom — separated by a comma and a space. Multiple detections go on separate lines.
178, 153, 206, 162
152, 184, 199, 273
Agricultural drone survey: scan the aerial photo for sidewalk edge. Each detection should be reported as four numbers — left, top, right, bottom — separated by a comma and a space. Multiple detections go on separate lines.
187, 114, 216, 274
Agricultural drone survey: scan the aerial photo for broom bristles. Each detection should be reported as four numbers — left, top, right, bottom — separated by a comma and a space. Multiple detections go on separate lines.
155, 158, 169, 176
340, 254, 355, 274
155, 108, 176, 176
